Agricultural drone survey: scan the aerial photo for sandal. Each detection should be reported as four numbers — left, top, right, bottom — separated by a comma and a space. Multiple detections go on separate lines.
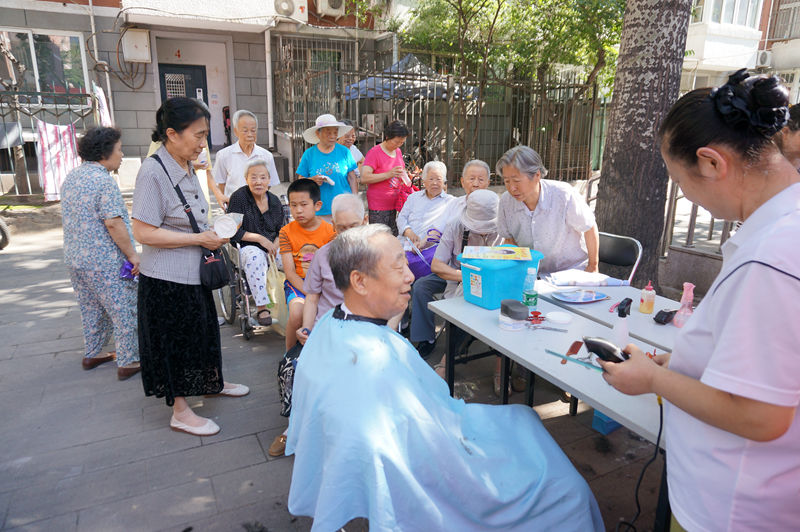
434, 363, 446, 380
256, 309, 272, 326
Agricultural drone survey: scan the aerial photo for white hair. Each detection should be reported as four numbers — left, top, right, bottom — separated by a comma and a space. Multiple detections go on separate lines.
243, 158, 269, 180
328, 224, 392, 291
496, 146, 548, 179
233, 109, 258, 130
331, 193, 365, 221
462, 159, 490, 178
421, 160, 447, 180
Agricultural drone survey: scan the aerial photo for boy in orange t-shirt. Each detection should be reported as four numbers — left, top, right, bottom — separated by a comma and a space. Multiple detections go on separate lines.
279, 179, 336, 351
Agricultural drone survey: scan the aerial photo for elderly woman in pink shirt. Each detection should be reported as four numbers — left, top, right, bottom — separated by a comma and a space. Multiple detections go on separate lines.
360, 120, 410, 235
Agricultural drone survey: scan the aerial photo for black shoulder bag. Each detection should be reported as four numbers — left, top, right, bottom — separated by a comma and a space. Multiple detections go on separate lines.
150, 154, 230, 290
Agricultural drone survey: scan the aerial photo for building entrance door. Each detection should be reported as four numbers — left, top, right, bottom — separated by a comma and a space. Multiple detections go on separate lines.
158, 63, 211, 145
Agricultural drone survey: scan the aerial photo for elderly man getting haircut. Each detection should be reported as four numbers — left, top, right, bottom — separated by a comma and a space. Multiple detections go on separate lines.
285, 224, 603, 531
267, 193, 368, 459
409, 159, 491, 357
497, 145, 599, 274
210, 109, 280, 207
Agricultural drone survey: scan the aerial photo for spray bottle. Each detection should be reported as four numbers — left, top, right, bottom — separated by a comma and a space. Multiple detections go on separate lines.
612, 298, 632, 348
673, 282, 695, 328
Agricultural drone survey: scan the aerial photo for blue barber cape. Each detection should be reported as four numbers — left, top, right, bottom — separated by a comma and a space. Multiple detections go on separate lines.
286, 310, 604, 532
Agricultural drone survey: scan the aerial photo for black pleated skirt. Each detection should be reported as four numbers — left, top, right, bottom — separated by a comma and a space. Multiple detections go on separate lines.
138, 274, 223, 406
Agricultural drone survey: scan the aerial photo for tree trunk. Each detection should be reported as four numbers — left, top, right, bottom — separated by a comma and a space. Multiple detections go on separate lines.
595, 0, 692, 290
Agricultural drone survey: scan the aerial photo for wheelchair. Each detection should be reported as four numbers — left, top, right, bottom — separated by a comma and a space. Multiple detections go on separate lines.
215, 243, 281, 340
214, 194, 290, 341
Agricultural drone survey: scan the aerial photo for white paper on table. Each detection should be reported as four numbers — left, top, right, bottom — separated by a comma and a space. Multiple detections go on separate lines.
544, 269, 627, 287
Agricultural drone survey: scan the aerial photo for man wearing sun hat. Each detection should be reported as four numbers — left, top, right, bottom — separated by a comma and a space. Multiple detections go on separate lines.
296, 114, 359, 221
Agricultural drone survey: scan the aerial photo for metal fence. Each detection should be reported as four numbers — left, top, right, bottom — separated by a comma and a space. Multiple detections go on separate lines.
0, 90, 95, 197
660, 180, 734, 257
271, 37, 602, 186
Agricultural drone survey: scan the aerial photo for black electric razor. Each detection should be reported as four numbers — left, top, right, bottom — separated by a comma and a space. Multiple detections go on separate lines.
582, 336, 629, 363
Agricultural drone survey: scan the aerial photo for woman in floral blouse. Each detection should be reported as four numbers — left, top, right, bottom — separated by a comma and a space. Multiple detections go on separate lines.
60, 127, 141, 380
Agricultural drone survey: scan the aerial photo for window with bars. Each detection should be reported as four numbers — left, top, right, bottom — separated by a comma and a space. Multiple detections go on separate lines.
771, 1, 800, 39
0, 28, 88, 94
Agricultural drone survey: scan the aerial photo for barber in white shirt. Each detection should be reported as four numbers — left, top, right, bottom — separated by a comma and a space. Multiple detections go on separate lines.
397, 161, 457, 249
210, 110, 280, 208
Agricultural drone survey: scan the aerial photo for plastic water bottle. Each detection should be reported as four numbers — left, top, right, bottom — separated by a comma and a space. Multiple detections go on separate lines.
522, 267, 538, 312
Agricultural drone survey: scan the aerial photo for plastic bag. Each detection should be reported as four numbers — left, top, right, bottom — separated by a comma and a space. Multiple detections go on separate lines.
266, 256, 288, 337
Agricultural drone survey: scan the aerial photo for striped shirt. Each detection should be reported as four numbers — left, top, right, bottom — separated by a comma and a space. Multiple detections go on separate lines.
132, 145, 210, 285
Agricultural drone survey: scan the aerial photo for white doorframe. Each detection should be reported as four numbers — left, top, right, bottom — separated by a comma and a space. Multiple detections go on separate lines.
148, 30, 237, 121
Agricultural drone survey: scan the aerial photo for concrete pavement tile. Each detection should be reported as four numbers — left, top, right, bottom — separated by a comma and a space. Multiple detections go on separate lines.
0, 385, 43, 419
588, 453, 665, 529
0, 489, 11, 528
256, 427, 289, 460
77, 479, 216, 532
211, 459, 294, 512
0, 408, 144, 457
0, 345, 15, 361
562, 429, 657, 482
541, 410, 596, 447
156, 496, 313, 532
10, 336, 86, 358
3, 512, 78, 532
5, 462, 149, 527
145, 435, 266, 491
199, 404, 287, 445
39, 369, 139, 404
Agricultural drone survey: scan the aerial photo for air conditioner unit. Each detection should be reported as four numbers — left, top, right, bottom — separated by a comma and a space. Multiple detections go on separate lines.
274, 0, 309, 23
756, 50, 773, 69
318, 0, 345, 18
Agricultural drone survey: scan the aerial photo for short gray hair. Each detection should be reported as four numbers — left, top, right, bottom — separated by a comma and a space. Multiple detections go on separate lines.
243, 158, 269, 180
233, 109, 258, 129
331, 193, 365, 221
462, 159, 490, 178
421, 160, 447, 180
329, 224, 392, 291
495, 146, 548, 179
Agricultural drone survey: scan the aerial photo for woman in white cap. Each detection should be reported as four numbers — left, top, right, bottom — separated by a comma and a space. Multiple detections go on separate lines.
296, 114, 358, 221
428, 190, 505, 381
337, 119, 364, 179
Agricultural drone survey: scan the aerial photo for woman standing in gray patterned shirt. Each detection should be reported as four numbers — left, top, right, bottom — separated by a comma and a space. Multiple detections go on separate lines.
132, 98, 249, 437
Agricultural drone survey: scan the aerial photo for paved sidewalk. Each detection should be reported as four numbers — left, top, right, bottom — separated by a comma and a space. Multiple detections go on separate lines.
0, 228, 663, 531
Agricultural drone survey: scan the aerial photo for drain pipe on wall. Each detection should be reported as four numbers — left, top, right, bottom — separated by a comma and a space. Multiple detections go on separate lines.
264, 28, 275, 150
88, 0, 115, 123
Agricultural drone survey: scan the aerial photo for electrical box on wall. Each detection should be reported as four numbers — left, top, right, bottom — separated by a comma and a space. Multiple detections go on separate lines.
317, 0, 345, 18
121, 28, 151, 63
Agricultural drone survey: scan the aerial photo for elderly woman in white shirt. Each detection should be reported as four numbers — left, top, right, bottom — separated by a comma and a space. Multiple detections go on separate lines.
496, 146, 599, 275
396, 161, 457, 278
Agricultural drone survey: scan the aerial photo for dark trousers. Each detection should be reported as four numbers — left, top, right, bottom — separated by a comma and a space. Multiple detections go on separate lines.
410, 273, 447, 343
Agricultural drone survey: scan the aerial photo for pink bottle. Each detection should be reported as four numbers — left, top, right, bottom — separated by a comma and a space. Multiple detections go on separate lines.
673, 282, 695, 328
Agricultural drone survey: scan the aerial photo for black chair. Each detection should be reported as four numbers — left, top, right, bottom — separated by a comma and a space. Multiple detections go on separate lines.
598, 231, 643, 285
563, 231, 643, 416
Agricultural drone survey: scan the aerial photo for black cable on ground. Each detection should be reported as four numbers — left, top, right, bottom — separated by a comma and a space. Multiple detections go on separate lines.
615, 401, 664, 532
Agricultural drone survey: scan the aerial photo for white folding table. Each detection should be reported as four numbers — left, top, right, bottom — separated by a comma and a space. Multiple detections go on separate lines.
428, 296, 665, 444
537, 282, 679, 353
